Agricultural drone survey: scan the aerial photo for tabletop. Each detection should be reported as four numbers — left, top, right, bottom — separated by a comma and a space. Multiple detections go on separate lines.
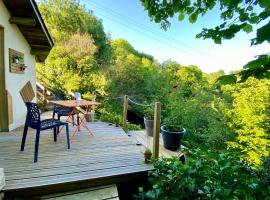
50, 100, 100, 108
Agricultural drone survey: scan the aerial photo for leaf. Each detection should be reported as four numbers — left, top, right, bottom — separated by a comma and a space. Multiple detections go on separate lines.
155, 15, 161, 23
253, 22, 270, 45
243, 55, 269, 69
178, 12, 185, 21
259, 0, 270, 11
189, 12, 198, 23
243, 24, 253, 33
249, 16, 259, 24
214, 37, 221, 44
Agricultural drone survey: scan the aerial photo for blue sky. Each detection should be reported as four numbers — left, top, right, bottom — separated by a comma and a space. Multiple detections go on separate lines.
81, 1, 268, 73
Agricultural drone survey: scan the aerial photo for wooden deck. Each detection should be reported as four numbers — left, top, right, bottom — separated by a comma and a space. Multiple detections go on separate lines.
0, 112, 152, 197
128, 130, 184, 158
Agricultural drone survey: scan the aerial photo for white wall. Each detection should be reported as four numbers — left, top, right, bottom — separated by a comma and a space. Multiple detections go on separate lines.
0, 0, 37, 131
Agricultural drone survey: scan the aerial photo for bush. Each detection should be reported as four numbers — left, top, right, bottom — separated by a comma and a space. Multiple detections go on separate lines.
136, 149, 270, 200
221, 77, 270, 167
164, 87, 232, 150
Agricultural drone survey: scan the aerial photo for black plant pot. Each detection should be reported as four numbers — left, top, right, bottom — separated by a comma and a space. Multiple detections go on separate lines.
161, 125, 186, 151
144, 117, 154, 137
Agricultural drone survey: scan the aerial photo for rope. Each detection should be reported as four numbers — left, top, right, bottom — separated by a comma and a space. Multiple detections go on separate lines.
128, 98, 154, 107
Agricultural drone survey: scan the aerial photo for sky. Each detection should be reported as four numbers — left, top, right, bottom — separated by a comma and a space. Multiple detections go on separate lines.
81, 0, 268, 73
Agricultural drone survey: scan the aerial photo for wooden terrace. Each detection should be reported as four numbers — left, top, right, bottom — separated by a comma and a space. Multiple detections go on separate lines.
0, 112, 152, 198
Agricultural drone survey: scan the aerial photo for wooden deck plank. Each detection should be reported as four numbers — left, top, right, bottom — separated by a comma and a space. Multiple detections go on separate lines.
128, 130, 183, 157
0, 112, 153, 195
41, 184, 119, 200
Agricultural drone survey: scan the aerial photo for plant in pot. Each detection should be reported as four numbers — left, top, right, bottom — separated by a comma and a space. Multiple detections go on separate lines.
144, 147, 152, 163
13, 55, 22, 64
114, 115, 121, 127
143, 107, 154, 136
161, 116, 186, 151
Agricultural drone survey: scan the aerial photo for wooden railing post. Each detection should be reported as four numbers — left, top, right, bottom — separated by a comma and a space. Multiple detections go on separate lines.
91, 92, 96, 120
153, 102, 161, 159
122, 95, 128, 129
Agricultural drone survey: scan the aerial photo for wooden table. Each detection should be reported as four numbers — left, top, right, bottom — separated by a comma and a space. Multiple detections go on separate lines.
50, 100, 100, 136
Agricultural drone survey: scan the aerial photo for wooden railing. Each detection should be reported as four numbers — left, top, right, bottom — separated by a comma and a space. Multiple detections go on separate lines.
122, 95, 161, 159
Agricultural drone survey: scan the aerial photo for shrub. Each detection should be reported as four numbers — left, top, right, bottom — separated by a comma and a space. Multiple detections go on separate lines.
164, 87, 232, 150
221, 77, 270, 167
136, 149, 270, 200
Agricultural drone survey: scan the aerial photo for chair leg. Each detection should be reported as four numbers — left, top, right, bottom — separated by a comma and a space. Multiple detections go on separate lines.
57, 115, 61, 134
66, 124, 70, 149
72, 115, 74, 126
20, 124, 28, 151
34, 129, 41, 163
53, 127, 57, 142
52, 110, 56, 119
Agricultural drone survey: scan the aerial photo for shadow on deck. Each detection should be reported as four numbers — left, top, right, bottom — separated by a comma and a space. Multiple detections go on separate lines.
0, 112, 153, 198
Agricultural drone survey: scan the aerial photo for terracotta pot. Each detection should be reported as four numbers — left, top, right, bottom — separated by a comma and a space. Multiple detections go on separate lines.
144, 152, 152, 163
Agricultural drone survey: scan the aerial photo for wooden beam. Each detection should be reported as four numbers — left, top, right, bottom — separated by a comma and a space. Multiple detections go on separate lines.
0, 168, 5, 191
9, 17, 36, 26
0, 27, 9, 132
30, 48, 50, 56
153, 102, 161, 159
30, 0, 54, 47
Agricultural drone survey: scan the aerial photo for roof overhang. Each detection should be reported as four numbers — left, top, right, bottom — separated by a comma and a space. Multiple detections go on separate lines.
3, 0, 53, 62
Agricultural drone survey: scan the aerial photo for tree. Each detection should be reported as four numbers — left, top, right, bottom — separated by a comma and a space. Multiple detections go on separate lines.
39, 0, 112, 67
141, 0, 270, 80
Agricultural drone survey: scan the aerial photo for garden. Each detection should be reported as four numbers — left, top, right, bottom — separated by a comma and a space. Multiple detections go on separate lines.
36, 0, 270, 199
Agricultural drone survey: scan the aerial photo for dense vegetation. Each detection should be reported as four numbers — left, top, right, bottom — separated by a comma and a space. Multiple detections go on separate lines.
37, 0, 269, 198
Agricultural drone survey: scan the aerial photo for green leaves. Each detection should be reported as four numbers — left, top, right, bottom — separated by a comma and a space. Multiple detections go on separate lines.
137, 149, 270, 199
178, 12, 185, 21
141, 0, 270, 59
243, 23, 253, 33
258, 0, 270, 11
189, 12, 198, 23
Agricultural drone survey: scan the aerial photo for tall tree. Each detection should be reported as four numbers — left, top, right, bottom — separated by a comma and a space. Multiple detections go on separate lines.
39, 0, 112, 67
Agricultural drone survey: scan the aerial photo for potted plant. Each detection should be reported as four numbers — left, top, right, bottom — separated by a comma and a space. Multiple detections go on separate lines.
143, 107, 154, 136
13, 55, 22, 64
161, 117, 186, 151
114, 115, 121, 127
144, 147, 152, 163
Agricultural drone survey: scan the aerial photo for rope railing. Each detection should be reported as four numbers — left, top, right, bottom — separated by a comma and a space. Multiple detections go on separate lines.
127, 97, 155, 107
122, 95, 161, 159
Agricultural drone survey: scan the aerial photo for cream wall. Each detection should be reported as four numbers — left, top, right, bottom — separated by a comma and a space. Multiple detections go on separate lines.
0, 0, 37, 131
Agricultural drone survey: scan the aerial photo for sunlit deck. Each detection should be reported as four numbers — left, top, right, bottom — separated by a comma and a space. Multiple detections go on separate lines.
0, 112, 152, 197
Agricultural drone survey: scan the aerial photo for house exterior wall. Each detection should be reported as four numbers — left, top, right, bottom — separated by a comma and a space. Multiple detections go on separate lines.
0, 0, 37, 131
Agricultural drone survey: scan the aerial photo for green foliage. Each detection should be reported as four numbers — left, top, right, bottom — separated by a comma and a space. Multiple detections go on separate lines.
143, 107, 154, 120
217, 74, 237, 85
38, 0, 112, 67
221, 77, 270, 167
124, 122, 142, 132
37, 32, 110, 98
141, 0, 269, 45
137, 149, 270, 199
36, 99, 48, 113
165, 86, 232, 150
140, 0, 270, 80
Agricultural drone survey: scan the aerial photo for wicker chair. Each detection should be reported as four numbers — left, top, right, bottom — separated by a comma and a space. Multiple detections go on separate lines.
20, 102, 70, 162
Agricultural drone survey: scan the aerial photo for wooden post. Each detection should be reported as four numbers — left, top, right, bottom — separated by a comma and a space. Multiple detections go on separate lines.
42, 87, 48, 109
92, 92, 96, 120
122, 95, 128, 129
153, 102, 161, 159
